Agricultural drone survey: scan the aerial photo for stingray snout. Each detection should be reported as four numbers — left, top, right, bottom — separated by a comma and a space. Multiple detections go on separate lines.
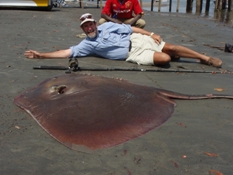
50, 85, 67, 94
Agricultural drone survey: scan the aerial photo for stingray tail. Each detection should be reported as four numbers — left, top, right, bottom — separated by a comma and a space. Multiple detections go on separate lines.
158, 89, 233, 100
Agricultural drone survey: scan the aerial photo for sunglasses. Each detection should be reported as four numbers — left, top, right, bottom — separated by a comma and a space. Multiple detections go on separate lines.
80, 14, 93, 21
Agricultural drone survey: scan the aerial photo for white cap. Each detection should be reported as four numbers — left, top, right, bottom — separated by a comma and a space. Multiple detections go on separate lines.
80, 13, 95, 26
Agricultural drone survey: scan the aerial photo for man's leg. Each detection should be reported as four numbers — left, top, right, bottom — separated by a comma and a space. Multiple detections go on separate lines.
127, 34, 170, 66
153, 52, 171, 66
123, 18, 146, 28
162, 43, 222, 67
134, 19, 146, 28
99, 18, 107, 25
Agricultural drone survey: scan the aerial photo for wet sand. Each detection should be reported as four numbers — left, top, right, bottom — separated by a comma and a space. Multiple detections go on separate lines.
0, 6, 233, 175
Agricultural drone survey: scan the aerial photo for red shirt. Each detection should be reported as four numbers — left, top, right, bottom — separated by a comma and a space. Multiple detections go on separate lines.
101, 0, 143, 19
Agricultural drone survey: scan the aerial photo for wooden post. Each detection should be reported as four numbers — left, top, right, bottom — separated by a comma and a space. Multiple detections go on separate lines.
205, 0, 210, 12
222, 0, 227, 10
169, 0, 172, 12
158, 0, 162, 12
140, 0, 143, 8
186, 0, 193, 12
196, 0, 203, 13
228, 0, 232, 11
222, 0, 226, 9
176, 0, 180, 12
151, 0, 154, 11
215, 0, 219, 9
218, 0, 223, 10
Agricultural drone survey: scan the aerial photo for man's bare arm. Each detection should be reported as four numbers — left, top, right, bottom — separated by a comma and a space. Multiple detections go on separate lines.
129, 14, 142, 26
101, 13, 123, 24
131, 26, 162, 45
24, 49, 71, 59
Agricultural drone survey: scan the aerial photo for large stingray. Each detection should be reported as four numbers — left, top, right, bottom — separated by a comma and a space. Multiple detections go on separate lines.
14, 74, 233, 152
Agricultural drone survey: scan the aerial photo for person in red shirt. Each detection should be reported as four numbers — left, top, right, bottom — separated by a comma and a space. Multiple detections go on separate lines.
99, 0, 146, 28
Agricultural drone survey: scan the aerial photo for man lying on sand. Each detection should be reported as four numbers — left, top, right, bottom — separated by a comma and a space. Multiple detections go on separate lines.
24, 13, 222, 68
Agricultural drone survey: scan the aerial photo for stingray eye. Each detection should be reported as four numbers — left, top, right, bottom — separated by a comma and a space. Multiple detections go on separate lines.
51, 85, 67, 94
57, 85, 67, 94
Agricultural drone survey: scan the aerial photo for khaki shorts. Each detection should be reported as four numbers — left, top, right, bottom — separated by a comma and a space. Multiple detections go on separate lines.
126, 33, 165, 65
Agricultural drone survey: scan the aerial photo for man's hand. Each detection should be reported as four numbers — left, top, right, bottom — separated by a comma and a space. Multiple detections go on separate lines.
129, 14, 141, 26
151, 34, 162, 45
101, 13, 123, 24
131, 27, 163, 45
24, 50, 40, 59
112, 18, 123, 24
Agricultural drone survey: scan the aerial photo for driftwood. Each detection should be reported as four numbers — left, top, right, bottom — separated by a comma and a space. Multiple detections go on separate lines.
204, 43, 233, 53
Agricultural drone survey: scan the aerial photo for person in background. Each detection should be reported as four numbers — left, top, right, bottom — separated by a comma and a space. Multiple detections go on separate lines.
53, 0, 67, 7
99, 0, 146, 28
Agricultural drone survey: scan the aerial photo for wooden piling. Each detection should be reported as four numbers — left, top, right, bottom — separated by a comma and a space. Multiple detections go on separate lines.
215, 0, 219, 9
218, 0, 223, 10
140, 0, 143, 8
150, 0, 154, 11
196, 0, 203, 13
205, 0, 210, 12
176, 0, 180, 12
169, 0, 172, 12
158, 0, 162, 12
186, 0, 193, 12
229, 0, 232, 11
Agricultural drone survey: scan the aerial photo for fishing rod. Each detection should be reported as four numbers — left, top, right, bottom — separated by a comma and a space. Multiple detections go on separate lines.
33, 58, 231, 74
33, 65, 227, 74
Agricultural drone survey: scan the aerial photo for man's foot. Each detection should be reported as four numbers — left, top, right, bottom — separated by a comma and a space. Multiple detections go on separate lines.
201, 57, 222, 68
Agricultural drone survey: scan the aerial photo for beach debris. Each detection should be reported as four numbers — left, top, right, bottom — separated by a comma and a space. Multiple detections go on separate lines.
214, 88, 224, 92
204, 152, 218, 157
209, 169, 223, 175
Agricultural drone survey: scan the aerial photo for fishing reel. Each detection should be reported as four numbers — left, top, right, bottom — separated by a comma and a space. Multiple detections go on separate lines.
65, 58, 79, 73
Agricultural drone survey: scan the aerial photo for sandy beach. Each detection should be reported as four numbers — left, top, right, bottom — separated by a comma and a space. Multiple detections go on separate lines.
0, 5, 233, 175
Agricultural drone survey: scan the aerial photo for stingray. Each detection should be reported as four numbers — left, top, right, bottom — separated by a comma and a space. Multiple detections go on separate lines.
14, 74, 233, 152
